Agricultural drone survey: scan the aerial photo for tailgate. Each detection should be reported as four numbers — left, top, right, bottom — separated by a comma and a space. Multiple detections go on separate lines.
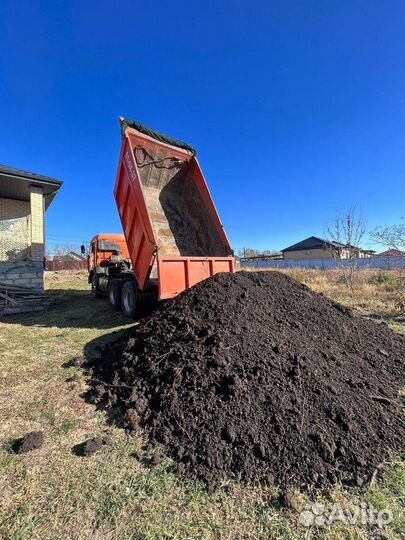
157, 255, 235, 300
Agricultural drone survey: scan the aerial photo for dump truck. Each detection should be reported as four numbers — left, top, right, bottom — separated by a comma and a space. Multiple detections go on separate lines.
85, 118, 235, 317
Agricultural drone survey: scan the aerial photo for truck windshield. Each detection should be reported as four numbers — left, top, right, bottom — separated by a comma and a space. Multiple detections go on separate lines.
98, 241, 121, 253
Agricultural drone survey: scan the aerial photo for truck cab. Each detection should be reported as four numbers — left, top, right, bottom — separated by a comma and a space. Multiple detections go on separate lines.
87, 233, 131, 295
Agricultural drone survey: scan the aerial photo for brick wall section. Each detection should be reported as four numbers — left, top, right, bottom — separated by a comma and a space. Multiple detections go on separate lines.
0, 261, 44, 290
0, 188, 46, 291
0, 197, 30, 220
30, 187, 45, 262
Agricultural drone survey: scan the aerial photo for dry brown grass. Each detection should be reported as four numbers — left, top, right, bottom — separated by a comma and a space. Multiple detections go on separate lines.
0, 270, 403, 539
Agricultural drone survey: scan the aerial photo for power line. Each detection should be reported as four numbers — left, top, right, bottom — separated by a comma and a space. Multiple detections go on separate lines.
46, 234, 91, 240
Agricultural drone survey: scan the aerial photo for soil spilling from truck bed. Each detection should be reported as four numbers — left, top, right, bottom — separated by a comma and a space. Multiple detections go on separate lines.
87, 271, 405, 493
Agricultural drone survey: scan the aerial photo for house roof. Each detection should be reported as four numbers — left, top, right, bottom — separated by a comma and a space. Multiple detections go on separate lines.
281, 236, 347, 253
0, 164, 62, 209
53, 252, 84, 261
68, 251, 85, 260
376, 249, 404, 257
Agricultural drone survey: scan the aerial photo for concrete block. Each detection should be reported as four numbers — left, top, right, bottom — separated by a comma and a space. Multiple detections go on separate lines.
29, 278, 44, 285
0, 279, 15, 285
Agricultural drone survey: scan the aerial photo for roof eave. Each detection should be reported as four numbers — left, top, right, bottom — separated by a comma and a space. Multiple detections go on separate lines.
0, 169, 62, 210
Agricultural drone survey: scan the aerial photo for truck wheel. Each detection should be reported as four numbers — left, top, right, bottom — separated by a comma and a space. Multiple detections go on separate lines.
91, 275, 103, 299
121, 281, 138, 318
108, 279, 123, 311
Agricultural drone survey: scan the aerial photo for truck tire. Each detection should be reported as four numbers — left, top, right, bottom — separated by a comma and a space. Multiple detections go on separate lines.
91, 274, 103, 299
121, 280, 138, 318
108, 279, 123, 311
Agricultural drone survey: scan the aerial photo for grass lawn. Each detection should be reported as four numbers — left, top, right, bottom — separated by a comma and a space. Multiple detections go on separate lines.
0, 270, 404, 540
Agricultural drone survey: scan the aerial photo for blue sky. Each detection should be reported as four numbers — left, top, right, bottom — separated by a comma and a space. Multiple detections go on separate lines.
0, 1, 404, 254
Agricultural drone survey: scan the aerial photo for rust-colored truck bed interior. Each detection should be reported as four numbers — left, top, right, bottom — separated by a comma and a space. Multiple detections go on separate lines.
133, 144, 229, 257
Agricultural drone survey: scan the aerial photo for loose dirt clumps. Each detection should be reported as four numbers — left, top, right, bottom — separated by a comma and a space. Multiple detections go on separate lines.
16, 431, 44, 453
87, 271, 405, 492
73, 436, 111, 457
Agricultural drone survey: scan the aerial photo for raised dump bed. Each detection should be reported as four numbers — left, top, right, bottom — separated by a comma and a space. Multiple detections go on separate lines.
114, 119, 235, 300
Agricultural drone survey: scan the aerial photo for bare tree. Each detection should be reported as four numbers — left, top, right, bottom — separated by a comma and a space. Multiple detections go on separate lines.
326, 209, 366, 298
238, 247, 262, 258
50, 243, 82, 259
237, 247, 280, 259
370, 221, 405, 254
371, 219, 405, 312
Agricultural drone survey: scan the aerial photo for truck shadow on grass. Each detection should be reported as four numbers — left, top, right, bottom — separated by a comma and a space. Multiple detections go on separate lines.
1, 288, 132, 330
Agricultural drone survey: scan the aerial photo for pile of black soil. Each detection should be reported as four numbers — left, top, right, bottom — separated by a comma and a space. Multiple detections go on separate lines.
87, 271, 405, 492
14, 431, 44, 453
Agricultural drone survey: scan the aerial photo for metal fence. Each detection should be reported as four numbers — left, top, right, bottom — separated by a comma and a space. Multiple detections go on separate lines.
241, 256, 405, 271
45, 259, 87, 271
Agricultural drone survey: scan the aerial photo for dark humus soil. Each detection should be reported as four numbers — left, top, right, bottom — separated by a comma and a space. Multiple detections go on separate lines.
87, 271, 405, 492
16, 431, 44, 453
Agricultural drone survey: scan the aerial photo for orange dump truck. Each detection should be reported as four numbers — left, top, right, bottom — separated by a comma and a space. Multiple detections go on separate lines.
86, 118, 235, 317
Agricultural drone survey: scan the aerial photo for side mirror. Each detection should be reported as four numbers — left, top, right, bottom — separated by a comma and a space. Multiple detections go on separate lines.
80, 244, 86, 255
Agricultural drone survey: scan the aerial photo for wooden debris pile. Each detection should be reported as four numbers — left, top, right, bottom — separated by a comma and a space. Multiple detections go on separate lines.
0, 282, 50, 316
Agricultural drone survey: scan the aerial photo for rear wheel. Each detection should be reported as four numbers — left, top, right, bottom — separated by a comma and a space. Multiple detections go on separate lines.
121, 281, 138, 318
108, 279, 123, 311
91, 274, 103, 299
